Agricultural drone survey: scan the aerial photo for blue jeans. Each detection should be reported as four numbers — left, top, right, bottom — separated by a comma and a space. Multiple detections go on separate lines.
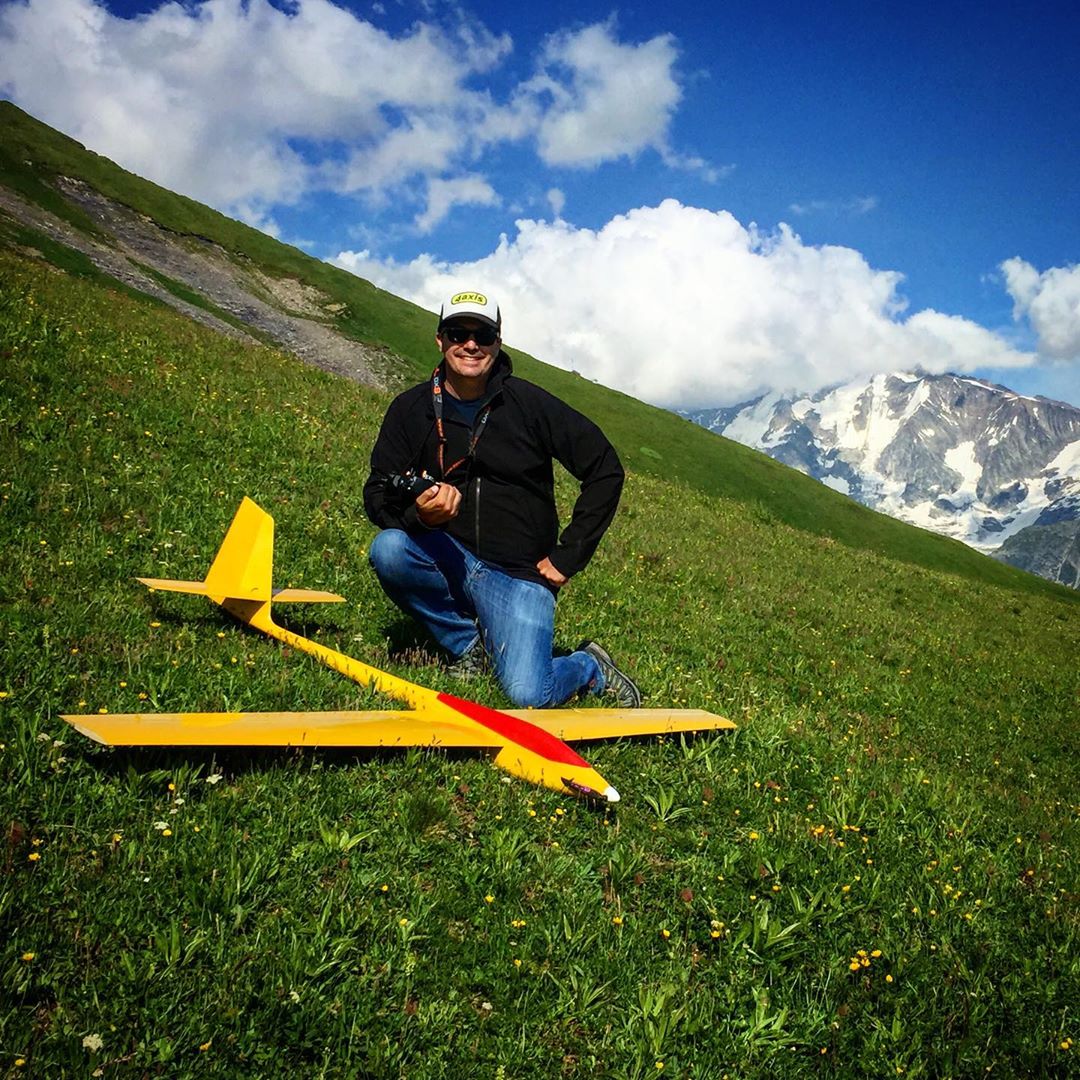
368, 529, 603, 707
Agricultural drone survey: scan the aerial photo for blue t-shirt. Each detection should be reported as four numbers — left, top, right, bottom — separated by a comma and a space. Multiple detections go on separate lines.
444, 394, 486, 426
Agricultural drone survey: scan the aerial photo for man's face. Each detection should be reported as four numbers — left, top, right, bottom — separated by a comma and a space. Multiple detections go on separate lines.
436, 318, 500, 386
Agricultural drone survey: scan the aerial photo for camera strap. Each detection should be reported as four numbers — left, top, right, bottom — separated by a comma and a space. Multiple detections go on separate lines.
431, 365, 492, 480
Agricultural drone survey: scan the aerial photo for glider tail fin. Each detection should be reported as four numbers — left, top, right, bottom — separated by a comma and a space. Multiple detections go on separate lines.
137, 498, 342, 630
203, 496, 275, 605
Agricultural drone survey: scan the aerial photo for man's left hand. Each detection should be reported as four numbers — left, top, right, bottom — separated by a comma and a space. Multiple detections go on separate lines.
536, 557, 568, 588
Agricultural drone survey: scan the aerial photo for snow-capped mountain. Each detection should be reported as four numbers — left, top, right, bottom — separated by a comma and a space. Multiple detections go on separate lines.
682, 372, 1080, 589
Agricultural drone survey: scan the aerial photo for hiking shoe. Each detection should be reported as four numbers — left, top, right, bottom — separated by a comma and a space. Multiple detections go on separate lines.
579, 641, 642, 708
447, 641, 488, 679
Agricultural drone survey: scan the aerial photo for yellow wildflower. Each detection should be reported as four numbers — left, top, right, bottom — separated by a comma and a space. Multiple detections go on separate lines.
20, 952, 35, 962
27, 852, 41, 862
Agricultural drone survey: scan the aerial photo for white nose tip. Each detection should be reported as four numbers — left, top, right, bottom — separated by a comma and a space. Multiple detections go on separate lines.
604, 785, 620, 803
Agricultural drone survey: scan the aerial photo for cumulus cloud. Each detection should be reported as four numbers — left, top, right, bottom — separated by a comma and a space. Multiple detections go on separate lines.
1001, 258, 1080, 362
332, 200, 1035, 408
0, 0, 708, 228
415, 175, 499, 234
519, 21, 682, 168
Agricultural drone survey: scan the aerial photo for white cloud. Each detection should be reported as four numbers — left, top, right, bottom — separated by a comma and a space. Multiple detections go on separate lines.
789, 196, 879, 217
333, 200, 1035, 407
1002, 258, 1080, 362
0, 0, 712, 230
521, 21, 682, 168
415, 175, 499, 233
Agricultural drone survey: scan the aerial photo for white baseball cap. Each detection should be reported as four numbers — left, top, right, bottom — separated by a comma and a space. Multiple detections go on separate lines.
438, 290, 501, 330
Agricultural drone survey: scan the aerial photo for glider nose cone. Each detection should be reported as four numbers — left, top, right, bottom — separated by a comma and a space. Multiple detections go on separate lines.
604, 785, 620, 803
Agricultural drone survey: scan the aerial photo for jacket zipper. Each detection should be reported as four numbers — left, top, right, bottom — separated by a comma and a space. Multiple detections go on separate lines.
474, 476, 482, 556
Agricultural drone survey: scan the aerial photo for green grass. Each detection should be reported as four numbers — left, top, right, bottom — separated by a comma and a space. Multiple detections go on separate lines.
2, 251, 1079, 1078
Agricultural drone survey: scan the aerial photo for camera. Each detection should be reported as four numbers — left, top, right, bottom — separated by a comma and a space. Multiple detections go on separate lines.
388, 469, 439, 500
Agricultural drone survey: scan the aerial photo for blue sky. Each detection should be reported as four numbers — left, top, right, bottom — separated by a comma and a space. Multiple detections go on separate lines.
2, 0, 1078, 407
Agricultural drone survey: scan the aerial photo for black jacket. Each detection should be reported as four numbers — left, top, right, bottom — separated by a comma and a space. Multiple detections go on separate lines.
363, 352, 624, 589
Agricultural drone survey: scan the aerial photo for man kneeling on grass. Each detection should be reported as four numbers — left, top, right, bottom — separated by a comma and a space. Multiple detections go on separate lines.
362, 289, 641, 709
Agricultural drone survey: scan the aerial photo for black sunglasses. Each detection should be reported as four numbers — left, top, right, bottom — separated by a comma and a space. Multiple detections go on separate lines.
441, 323, 499, 346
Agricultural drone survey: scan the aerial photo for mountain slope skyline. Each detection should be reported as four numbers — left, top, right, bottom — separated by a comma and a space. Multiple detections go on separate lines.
3, 99, 1073, 603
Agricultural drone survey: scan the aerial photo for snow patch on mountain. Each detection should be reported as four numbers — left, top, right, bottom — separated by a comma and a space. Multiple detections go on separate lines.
680, 372, 1080, 589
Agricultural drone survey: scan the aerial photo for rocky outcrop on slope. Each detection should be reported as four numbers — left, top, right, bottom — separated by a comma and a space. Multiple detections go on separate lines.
0, 176, 400, 389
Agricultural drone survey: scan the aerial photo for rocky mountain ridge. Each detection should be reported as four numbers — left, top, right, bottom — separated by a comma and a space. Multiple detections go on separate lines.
682, 372, 1080, 588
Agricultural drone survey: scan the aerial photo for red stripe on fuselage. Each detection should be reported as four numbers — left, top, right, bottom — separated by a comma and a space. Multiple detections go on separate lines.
437, 692, 588, 767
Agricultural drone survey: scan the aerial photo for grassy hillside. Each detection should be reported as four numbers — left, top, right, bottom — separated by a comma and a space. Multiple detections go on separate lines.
1, 100, 1072, 602
3, 250, 1079, 1077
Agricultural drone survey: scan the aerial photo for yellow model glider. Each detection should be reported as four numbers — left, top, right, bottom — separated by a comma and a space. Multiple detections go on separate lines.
62, 497, 734, 801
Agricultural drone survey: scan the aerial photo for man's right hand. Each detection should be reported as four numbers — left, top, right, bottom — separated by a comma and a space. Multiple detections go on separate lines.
416, 482, 461, 526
